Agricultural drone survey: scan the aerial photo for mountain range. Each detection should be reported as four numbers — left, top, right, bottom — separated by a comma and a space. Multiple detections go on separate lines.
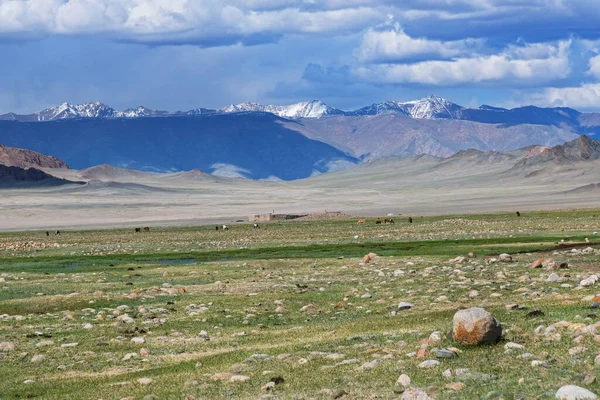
1, 96, 600, 180
2, 96, 599, 132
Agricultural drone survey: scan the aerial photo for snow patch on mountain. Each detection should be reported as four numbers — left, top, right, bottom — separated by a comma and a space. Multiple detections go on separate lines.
220, 100, 342, 119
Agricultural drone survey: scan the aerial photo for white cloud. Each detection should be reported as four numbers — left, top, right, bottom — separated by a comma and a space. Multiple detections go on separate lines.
523, 82, 600, 109
352, 40, 571, 86
0, 0, 385, 44
355, 24, 483, 62
588, 54, 600, 79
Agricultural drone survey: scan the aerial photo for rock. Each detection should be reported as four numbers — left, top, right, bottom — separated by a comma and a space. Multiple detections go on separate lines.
452, 307, 502, 345
595, 354, 600, 365
358, 359, 382, 371
417, 360, 440, 368
400, 387, 433, 400
485, 390, 503, 399
581, 275, 599, 287
31, 354, 45, 363
436, 348, 458, 358
0, 342, 16, 352
532, 258, 544, 268
555, 385, 598, 399
397, 374, 411, 387
300, 304, 316, 312
504, 342, 525, 351
122, 353, 137, 361
229, 375, 251, 383
398, 302, 414, 310
140, 348, 150, 357
131, 337, 145, 344
137, 378, 153, 385
499, 253, 512, 262
547, 273, 561, 282
446, 382, 466, 391
468, 290, 479, 298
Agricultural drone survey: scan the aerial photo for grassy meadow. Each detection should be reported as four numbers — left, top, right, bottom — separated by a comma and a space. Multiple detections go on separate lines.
0, 210, 599, 399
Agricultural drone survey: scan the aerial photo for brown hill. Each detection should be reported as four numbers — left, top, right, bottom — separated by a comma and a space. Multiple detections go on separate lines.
0, 144, 70, 169
514, 135, 600, 168
0, 165, 77, 186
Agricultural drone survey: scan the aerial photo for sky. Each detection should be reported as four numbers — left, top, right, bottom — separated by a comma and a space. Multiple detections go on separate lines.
2, 0, 600, 114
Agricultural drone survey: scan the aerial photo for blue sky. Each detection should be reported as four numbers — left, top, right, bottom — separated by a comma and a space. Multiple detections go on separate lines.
2, 0, 600, 113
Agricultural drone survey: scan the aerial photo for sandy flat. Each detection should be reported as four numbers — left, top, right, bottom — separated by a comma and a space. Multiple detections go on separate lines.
0, 158, 599, 232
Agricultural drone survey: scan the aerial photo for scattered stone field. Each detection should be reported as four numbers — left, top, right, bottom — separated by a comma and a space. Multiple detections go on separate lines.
0, 210, 599, 399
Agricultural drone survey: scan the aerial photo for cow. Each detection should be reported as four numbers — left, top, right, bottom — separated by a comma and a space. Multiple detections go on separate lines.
222, 225, 228, 231
55, 230, 61, 235
253, 223, 260, 229
408, 217, 413, 224
357, 219, 366, 224
384, 218, 394, 224
516, 211, 521, 217
143, 227, 150, 232
135, 228, 141, 233
375, 219, 382, 225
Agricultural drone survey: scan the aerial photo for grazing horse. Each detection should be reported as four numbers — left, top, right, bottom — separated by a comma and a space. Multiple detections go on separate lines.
222, 225, 228, 231
375, 219, 382, 225
215, 225, 219, 231
408, 217, 413, 224
384, 218, 394, 224
357, 219, 366, 225
135, 228, 141, 233
46, 231, 50, 237
516, 211, 521, 217
143, 227, 150, 232
253, 223, 260, 229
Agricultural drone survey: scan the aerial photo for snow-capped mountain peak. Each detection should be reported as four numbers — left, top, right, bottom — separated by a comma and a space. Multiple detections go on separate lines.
37, 101, 117, 121
393, 95, 464, 119
219, 100, 341, 119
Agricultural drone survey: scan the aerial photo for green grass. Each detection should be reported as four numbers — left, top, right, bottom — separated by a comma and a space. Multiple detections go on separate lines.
0, 210, 599, 399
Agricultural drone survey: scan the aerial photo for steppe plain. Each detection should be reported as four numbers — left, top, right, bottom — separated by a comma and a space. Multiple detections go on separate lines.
0, 211, 600, 399
1, 147, 600, 399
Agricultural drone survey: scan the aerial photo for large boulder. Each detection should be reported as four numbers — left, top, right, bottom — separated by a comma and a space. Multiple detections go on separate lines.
452, 307, 502, 345
556, 385, 598, 399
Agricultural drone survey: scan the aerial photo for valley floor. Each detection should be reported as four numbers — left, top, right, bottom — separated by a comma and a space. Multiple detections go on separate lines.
0, 212, 599, 399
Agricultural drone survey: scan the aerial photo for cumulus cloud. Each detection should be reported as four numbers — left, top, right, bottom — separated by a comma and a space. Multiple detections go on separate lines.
352, 40, 572, 86
522, 83, 600, 109
355, 24, 483, 63
0, 0, 384, 45
588, 54, 600, 79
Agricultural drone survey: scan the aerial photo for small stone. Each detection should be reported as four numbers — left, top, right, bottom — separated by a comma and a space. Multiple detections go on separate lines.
400, 387, 433, 400
137, 377, 153, 385
0, 342, 16, 352
398, 302, 414, 310
140, 348, 150, 357
484, 390, 503, 399
418, 360, 440, 368
229, 375, 251, 383
446, 382, 466, 391
442, 369, 452, 378
547, 273, 561, 282
532, 259, 544, 268
499, 253, 512, 262
555, 385, 598, 399
131, 337, 145, 344
397, 374, 411, 387
436, 348, 458, 359
31, 354, 45, 363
